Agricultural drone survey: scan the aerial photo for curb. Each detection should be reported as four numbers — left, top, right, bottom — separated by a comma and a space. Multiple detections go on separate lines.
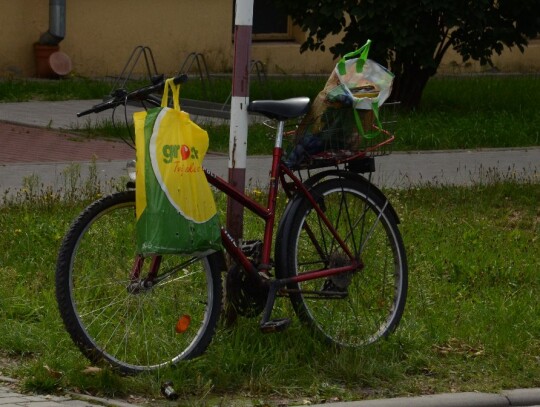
0, 375, 142, 407
5, 372, 540, 407
305, 389, 540, 407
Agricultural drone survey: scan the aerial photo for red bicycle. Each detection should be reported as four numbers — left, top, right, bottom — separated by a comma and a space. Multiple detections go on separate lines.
55, 75, 407, 374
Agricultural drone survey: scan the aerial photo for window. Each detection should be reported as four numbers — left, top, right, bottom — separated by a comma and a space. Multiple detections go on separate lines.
252, 0, 292, 40
233, 0, 293, 41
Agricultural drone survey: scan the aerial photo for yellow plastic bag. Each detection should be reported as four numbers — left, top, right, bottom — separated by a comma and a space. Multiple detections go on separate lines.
135, 79, 221, 255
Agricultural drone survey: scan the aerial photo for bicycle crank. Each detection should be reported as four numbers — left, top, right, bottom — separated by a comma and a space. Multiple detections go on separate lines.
226, 263, 269, 317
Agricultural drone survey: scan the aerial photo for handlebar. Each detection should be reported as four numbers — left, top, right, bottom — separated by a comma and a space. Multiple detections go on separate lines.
77, 74, 188, 117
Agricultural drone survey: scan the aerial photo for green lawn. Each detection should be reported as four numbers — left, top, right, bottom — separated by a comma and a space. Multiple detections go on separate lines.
0, 73, 538, 405
1, 75, 539, 152
0, 176, 538, 405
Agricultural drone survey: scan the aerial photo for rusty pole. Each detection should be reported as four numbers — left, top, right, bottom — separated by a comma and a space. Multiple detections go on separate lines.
227, 0, 253, 242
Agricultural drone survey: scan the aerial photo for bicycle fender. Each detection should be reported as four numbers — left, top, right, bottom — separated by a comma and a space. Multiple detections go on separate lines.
300, 169, 400, 223
275, 170, 352, 278
275, 172, 323, 252
276, 168, 348, 236
275, 169, 378, 263
275, 197, 303, 279
275, 182, 313, 279
209, 249, 228, 272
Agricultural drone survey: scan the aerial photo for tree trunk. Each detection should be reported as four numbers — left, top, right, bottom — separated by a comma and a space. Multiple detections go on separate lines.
390, 65, 434, 110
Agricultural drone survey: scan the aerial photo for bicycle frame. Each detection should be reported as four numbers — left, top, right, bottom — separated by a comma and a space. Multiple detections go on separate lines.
127, 99, 365, 329
204, 122, 362, 287
129, 119, 366, 330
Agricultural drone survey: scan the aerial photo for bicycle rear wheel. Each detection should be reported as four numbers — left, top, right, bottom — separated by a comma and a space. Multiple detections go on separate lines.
55, 191, 223, 374
277, 177, 407, 347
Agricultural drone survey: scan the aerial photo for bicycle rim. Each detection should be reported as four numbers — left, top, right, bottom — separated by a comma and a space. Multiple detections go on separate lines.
286, 178, 407, 347
56, 191, 222, 374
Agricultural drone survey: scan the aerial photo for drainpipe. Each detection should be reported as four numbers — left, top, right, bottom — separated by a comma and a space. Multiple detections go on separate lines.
34, 0, 70, 78
39, 0, 66, 46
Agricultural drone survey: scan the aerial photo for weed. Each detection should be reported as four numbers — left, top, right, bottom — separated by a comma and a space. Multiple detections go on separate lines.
0, 179, 539, 404
1, 159, 124, 208
1, 74, 539, 403
4, 75, 539, 151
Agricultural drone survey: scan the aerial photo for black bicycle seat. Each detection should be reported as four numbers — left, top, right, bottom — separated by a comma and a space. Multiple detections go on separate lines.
248, 97, 310, 121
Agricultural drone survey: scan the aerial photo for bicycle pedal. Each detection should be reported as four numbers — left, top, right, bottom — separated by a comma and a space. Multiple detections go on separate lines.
260, 318, 291, 333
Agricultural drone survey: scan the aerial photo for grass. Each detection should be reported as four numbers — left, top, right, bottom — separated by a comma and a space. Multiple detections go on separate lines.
0, 168, 539, 405
0, 73, 539, 404
0, 76, 325, 104
75, 119, 277, 156
2, 75, 539, 152
396, 75, 540, 150
0, 77, 114, 102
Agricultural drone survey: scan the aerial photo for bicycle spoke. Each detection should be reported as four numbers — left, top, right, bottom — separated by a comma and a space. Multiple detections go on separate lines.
279, 178, 407, 347
56, 191, 222, 373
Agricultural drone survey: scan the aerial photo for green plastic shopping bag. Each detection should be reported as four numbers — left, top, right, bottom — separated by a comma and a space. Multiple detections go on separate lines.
332, 40, 394, 109
134, 78, 221, 255
304, 40, 394, 140
328, 39, 394, 138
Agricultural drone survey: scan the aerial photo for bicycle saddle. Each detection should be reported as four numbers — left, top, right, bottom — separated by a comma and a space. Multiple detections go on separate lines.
248, 97, 310, 121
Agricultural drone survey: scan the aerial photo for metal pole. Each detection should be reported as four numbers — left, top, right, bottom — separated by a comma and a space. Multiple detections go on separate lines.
227, 0, 253, 242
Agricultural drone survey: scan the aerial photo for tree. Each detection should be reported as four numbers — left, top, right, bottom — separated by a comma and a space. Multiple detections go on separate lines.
274, 0, 540, 109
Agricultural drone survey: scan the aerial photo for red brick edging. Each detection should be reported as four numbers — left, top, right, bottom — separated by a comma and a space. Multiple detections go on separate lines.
0, 122, 134, 164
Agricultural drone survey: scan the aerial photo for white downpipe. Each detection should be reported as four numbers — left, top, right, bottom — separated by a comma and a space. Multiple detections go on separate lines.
39, 0, 66, 45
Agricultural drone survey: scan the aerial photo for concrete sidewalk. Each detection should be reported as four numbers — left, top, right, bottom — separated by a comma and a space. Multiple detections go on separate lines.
1, 100, 539, 195
309, 388, 540, 407
0, 376, 139, 407
2, 377, 540, 407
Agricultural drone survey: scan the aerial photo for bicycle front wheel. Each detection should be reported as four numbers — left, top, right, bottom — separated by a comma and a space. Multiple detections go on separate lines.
277, 177, 407, 347
55, 191, 223, 374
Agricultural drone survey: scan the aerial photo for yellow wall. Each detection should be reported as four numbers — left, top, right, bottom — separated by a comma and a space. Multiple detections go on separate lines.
0, 0, 235, 77
0, 0, 337, 77
0, 1, 538, 78
61, 0, 233, 76
1, 0, 46, 77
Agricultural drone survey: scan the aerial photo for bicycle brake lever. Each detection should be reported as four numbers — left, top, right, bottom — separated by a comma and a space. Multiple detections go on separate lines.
110, 88, 128, 98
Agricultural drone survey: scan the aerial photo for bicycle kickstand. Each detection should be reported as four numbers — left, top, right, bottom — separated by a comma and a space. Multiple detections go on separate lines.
259, 280, 291, 333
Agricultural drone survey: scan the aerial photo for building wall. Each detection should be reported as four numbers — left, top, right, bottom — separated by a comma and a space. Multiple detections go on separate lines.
0, 0, 338, 78
0, 1, 538, 78
1, 0, 236, 77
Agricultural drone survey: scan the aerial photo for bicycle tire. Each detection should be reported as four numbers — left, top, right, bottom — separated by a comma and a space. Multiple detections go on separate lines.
55, 190, 223, 374
276, 177, 407, 347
